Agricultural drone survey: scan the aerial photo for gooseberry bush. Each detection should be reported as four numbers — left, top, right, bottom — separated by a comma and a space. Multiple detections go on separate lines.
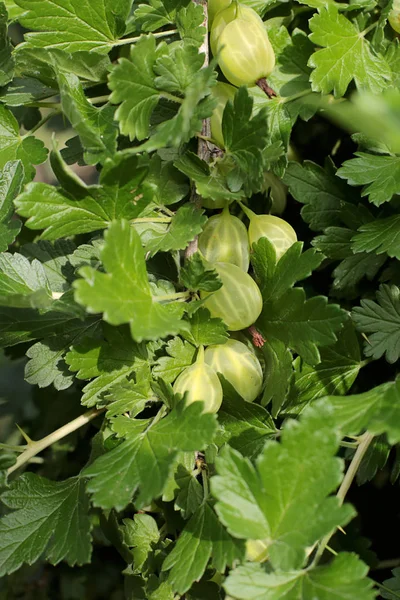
0, 0, 400, 597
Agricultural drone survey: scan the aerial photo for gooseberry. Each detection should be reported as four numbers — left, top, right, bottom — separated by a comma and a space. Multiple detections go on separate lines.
216, 18, 275, 87
210, 81, 237, 149
204, 339, 263, 402
241, 203, 297, 261
389, 1, 400, 33
200, 262, 263, 330
172, 346, 223, 414
208, 0, 232, 29
210, 3, 264, 57
198, 207, 250, 271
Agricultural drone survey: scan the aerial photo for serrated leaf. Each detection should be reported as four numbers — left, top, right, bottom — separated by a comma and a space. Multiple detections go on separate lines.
183, 307, 228, 346
352, 215, 400, 259
221, 87, 268, 194
212, 402, 355, 571
326, 378, 400, 443
286, 323, 361, 414
153, 337, 196, 383
0, 473, 92, 577
175, 152, 244, 204
20, 239, 76, 293
261, 339, 293, 417
224, 553, 375, 600
382, 567, 400, 599
74, 220, 188, 342
15, 153, 150, 239
123, 514, 159, 575
352, 284, 400, 363
180, 252, 222, 293
83, 402, 217, 510
57, 71, 117, 165
145, 204, 206, 256
257, 288, 348, 366
174, 463, 203, 519
283, 160, 350, 231
66, 325, 148, 407
162, 502, 244, 594
337, 152, 400, 206
217, 387, 276, 460
0, 252, 51, 308
0, 105, 47, 182
0, 3, 14, 86
0, 161, 23, 251
251, 237, 324, 302
308, 6, 392, 97
15, 0, 132, 54
143, 154, 189, 206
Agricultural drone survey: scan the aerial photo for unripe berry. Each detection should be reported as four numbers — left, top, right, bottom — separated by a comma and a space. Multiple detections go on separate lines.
200, 262, 263, 330
241, 204, 297, 261
173, 346, 223, 413
204, 339, 263, 402
389, 0, 400, 33
198, 207, 250, 271
210, 3, 264, 57
208, 0, 232, 29
210, 81, 237, 149
216, 18, 275, 87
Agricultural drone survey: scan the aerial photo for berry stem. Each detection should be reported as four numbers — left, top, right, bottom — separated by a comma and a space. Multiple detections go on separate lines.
256, 78, 277, 98
248, 325, 265, 348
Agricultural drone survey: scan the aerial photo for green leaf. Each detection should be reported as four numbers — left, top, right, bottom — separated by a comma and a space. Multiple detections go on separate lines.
257, 288, 348, 366
123, 514, 159, 575
15, 0, 132, 54
382, 567, 400, 599
221, 87, 268, 194
162, 502, 244, 594
174, 463, 203, 519
251, 238, 324, 302
183, 307, 228, 346
74, 220, 188, 342
143, 154, 189, 207
65, 325, 148, 407
261, 339, 293, 417
57, 71, 117, 165
83, 401, 217, 510
175, 152, 244, 204
283, 160, 351, 231
212, 402, 355, 571
20, 238, 76, 293
326, 379, 400, 444
4, 0, 24, 21
145, 205, 206, 256
105, 371, 152, 418
0, 3, 14, 86
152, 337, 196, 384
0, 473, 92, 577
286, 323, 361, 414
308, 7, 391, 97
268, 28, 313, 98
224, 553, 375, 600
352, 215, 400, 259
337, 152, 400, 206
217, 389, 276, 460
25, 318, 100, 391
180, 253, 222, 293
15, 153, 150, 239
0, 161, 23, 251
352, 284, 400, 363
0, 252, 52, 308
0, 105, 47, 182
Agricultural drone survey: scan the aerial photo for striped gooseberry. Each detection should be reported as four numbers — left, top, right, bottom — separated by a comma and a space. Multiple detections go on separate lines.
208, 0, 232, 29
389, 0, 400, 33
198, 206, 250, 271
241, 203, 297, 261
172, 346, 223, 414
216, 17, 275, 87
200, 262, 263, 330
210, 81, 237, 148
210, 3, 264, 56
204, 339, 263, 402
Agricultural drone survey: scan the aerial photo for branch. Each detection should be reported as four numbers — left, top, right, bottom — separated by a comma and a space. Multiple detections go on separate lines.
8, 408, 105, 476
312, 431, 375, 564
185, 0, 211, 259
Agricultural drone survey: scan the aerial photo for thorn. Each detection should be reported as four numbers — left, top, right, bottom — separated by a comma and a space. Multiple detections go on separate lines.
15, 424, 35, 445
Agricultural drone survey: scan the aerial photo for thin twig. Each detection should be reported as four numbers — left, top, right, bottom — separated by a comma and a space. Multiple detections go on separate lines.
8, 408, 105, 476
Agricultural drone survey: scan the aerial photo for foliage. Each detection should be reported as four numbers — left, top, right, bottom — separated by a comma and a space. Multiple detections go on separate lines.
0, 0, 399, 598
